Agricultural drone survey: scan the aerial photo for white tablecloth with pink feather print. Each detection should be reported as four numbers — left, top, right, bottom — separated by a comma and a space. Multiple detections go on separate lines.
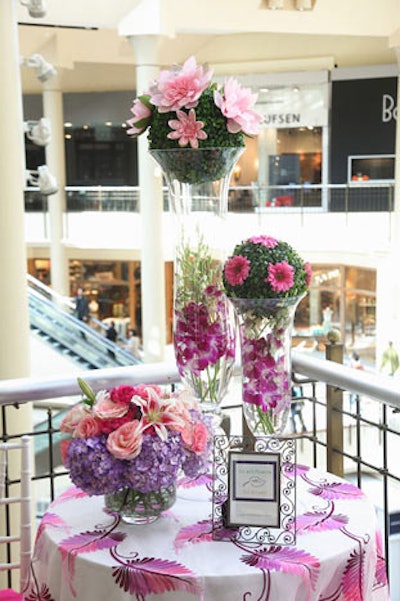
26, 466, 390, 601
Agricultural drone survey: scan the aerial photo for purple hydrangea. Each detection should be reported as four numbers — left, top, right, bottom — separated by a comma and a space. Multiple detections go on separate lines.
124, 433, 185, 493
65, 435, 125, 496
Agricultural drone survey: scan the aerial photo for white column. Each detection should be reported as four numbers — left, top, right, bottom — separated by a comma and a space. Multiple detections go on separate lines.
0, 1, 32, 429
127, 35, 166, 362
43, 75, 70, 296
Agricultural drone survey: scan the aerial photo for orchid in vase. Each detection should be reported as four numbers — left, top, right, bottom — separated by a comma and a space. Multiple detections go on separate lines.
223, 235, 312, 435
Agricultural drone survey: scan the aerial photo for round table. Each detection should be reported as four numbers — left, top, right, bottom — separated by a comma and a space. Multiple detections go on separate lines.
27, 466, 389, 601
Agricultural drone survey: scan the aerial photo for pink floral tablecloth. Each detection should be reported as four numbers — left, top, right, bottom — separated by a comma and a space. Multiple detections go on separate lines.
26, 466, 390, 601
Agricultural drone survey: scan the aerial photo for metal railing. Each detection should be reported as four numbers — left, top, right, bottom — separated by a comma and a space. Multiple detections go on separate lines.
24, 182, 396, 214
1, 350, 400, 591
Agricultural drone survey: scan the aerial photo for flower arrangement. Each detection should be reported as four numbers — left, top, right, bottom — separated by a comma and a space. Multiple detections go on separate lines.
223, 235, 312, 435
60, 379, 212, 498
127, 55, 263, 183
223, 234, 312, 300
174, 238, 236, 406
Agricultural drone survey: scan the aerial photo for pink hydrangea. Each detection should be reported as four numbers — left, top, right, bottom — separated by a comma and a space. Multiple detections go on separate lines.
266, 261, 295, 293
150, 56, 212, 113
126, 98, 152, 135
214, 77, 263, 136
167, 109, 207, 148
224, 255, 250, 286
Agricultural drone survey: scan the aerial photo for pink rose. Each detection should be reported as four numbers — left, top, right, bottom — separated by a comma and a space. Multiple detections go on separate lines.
60, 439, 70, 464
106, 420, 143, 460
60, 405, 87, 434
94, 396, 129, 420
73, 414, 103, 438
191, 422, 209, 453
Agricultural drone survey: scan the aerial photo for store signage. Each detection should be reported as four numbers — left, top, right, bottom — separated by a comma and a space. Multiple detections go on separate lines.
257, 84, 328, 128
382, 94, 397, 123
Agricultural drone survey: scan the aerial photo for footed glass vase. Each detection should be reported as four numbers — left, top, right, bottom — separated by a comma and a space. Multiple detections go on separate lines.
230, 296, 304, 436
150, 147, 243, 420
104, 483, 176, 525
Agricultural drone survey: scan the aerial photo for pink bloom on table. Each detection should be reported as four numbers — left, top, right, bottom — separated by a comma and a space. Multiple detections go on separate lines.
133, 387, 186, 441
249, 235, 278, 248
178, 421, 209, 454
304, 261, 313, 286
126, 98, 151, 135
150, 55, 212, 113
167, 109, 207, 148
224, 255, 250, 286
106, 420, 144, 460
109, 385, 136, 406
94, 396, 129, 420
60, 404, 88, 434
266, 261, 295, 293
60, 439, 70, 464
73, 414, 103, 438
214, 77, 263, 136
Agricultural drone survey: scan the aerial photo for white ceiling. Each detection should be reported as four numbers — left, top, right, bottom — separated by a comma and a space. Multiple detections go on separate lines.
17, 0, 400, 94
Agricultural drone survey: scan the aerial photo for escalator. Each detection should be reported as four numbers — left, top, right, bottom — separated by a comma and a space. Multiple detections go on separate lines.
28, 275, 140, 370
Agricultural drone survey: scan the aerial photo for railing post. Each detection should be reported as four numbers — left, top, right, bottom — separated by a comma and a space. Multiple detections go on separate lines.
325, 342, 344, 477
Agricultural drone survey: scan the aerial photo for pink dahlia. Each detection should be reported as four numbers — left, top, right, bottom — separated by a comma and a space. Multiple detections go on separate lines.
126, 98, 152, 135
167, 109, 207, 148
266, 261, 295, 293
214, 77, 263, 136
150, 56, 212, 113
224, 255, 250, 286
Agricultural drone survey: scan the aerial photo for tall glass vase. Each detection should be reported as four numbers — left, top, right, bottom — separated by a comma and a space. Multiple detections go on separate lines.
150, 147, 243, 421
229, 295, 304, 436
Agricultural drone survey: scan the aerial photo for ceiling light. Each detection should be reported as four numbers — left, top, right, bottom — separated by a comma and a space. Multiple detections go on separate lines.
19, 0, 47, 18
26, 166, 58, 196
24, 118, 51, 146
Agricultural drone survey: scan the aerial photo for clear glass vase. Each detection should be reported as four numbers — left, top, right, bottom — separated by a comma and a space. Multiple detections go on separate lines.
150, 147, 243, 418
104, 483, 176, 525
230, 296, 304, 436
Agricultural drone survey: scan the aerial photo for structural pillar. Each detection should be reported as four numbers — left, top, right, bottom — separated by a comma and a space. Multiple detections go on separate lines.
127, 35, 166, 362
0, 2, 33, 549
43, 74, 70, 296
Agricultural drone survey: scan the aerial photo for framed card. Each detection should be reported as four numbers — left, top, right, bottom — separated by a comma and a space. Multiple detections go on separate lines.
212, 435, 296, 545
227, 451, 280, 528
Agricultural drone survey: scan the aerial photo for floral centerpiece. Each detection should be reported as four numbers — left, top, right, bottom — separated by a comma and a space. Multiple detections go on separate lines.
223, 235, 312, 435
60, 379, 212, 523
127, 55, 263, 183
127, 57, 264, 414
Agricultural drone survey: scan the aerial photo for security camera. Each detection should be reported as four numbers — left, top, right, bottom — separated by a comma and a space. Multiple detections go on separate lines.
24, 118, 52, 147
26, 165, 58, 196
26, 54, 57, 83
20, 0, 47, 18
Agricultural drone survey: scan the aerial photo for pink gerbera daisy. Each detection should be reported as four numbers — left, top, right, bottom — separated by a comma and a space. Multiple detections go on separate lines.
224, 255, 250, 286
249, 235, 278, 248
266, 261, 294, 293
304, 261, 312, 287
